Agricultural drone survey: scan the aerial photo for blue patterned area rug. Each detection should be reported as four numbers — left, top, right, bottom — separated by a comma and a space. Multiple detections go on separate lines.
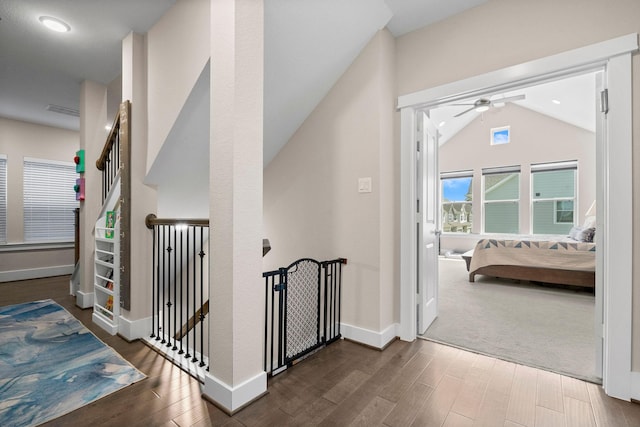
0, 299, 145, 427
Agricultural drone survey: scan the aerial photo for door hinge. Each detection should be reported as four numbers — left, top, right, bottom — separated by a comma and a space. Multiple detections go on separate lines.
600, 89, 609, 114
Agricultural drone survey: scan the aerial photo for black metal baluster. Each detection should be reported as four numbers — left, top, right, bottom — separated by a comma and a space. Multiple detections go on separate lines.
178, 227, 184, 355
160, 225, 166, 344
166, 226, 173, 348
192, 226, 198, 364
151, 226, 156, 338
172, 227, 178, 351
198, 226, 205, 367
323, 263, 328, 343
185, 227, 191, 359
337, 260, 343, 338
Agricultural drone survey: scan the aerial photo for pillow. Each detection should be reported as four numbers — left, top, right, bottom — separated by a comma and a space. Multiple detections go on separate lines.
569, 226, 583, 241
569, 226, 595, 242
583, 216, 596, 229
580, 227, 595, 243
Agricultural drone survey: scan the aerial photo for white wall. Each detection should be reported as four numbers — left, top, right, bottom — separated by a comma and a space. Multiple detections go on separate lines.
146, 0, 210, 176
0, 117, 79, 243
0, 117, 78, 278
439, 103, 596, 253
395, 0, 640, 367
264, 29, 397, 336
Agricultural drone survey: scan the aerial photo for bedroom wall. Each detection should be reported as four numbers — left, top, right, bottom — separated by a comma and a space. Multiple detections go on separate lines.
395, 0, 640, 368
439, 103, 596, 254
0, 117, 78, 280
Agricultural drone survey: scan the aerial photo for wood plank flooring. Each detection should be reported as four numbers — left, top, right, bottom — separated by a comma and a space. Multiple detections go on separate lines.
2, 276, 640, 426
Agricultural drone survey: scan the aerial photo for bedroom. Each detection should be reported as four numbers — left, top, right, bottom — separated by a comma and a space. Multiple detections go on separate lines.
422, 71, 599, 381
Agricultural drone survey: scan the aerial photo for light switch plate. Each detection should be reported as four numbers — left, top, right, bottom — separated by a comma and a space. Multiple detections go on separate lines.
358, 177, 372, 193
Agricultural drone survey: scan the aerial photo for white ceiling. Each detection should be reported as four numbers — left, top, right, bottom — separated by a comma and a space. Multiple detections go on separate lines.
0, 0, 596, 167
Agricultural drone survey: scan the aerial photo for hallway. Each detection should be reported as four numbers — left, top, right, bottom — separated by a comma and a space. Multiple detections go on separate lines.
4, 276, 639, 426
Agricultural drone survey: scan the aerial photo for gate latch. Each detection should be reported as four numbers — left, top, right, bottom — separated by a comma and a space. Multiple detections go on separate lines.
274, 283, 287, 292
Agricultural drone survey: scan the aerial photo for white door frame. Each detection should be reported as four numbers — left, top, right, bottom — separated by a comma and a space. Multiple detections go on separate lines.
398, 33, 637, 400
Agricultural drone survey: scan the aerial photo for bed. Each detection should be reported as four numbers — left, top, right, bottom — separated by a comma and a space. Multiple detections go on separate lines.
463, 232, 596, 289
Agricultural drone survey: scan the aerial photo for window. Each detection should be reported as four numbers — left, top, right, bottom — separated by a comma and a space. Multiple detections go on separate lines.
441, 171, 472, 233
0, 155, 6, 244
23, 158, 78, 242
483, 166, 520, 234
531, 161, 577, 234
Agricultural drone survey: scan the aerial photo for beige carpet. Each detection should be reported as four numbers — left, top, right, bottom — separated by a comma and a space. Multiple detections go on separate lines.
421, 257, 599, 383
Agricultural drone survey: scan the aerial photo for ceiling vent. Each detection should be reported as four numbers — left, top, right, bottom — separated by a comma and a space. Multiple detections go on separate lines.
45, 104, 80, 117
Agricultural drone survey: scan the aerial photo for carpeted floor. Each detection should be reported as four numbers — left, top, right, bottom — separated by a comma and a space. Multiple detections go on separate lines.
0, 299, 146, 427
421, 257, 599, 383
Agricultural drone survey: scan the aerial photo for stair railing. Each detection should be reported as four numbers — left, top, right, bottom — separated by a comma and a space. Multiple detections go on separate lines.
145, 214, 211, 380
95, 100, 131, 310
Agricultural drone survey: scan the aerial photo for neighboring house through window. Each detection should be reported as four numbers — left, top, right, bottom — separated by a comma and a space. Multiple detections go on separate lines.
531, 161, 577, 234
441, 171, 472, 233
23, 158, 78, 242
483, 166, 520, 234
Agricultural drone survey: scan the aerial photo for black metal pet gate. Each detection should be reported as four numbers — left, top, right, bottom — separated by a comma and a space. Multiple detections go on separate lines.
263, 258, 347, 376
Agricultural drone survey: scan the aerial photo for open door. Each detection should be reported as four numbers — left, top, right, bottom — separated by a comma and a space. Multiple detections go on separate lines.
416, 111, 440, 335
594, 71, 605, 380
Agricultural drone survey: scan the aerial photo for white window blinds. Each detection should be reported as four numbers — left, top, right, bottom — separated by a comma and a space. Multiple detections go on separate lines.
23, 158, 78, 242
0, 155, 6, 243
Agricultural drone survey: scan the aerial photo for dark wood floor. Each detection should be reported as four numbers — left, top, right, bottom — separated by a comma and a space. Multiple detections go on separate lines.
3, 276, 640, 426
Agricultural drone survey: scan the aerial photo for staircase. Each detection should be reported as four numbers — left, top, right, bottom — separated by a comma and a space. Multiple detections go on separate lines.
90, 101, 129, 335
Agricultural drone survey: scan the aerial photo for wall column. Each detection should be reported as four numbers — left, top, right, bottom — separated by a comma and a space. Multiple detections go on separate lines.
119, 32, 157, 339
77, 81, 107, 308
204, 0, 266, 413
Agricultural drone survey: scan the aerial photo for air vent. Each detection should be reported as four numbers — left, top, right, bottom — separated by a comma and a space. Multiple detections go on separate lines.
45, 104, 80, 117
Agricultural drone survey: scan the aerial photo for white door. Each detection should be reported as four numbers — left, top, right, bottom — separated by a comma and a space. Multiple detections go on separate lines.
417, 111, 439, 335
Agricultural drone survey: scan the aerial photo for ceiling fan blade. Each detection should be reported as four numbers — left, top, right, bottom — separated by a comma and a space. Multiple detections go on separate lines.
453, 106, 476, 117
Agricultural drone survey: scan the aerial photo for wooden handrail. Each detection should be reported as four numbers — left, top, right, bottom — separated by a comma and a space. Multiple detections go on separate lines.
145, 213, 209, 229
96, 100, 129, 171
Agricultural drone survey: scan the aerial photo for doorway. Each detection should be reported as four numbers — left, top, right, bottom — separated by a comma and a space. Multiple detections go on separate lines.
420, 71, 600, 382
398, 34, 635, 400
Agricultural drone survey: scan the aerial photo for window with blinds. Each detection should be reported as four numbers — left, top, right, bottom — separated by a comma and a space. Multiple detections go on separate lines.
23, 158, 78, 242
0, 155, 7, 244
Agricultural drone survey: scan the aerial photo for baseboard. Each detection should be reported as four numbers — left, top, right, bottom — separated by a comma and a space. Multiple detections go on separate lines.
75, 290, 94, 309
0, 265, 74, 283
340, 322, 399, 350
202, 371, 267, 414
118, 315, 151, 341
630, 371, 640, 401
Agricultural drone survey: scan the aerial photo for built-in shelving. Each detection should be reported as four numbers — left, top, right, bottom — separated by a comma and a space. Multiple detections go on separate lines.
93, 219, 119, 335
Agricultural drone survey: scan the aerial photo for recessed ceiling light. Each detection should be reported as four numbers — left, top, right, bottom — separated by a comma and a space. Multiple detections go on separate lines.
39, 16, 71, 33
438, 121, 446, 127
105, 125, 112, 131
552, 99, 561, 105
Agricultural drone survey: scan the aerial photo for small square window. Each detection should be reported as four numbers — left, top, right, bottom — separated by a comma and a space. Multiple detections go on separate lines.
490, 126, 510, 145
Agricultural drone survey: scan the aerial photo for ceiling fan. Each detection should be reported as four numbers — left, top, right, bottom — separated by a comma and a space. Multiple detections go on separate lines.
453, 94, 525, 117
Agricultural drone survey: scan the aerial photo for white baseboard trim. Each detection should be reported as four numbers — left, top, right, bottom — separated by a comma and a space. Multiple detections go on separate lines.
118, 315, 151, 341
75, 290, 94, 309
203, 371, 267, 414
0, 264, 74, 283
630, 371, 640, 401
341, 322, 399, 349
